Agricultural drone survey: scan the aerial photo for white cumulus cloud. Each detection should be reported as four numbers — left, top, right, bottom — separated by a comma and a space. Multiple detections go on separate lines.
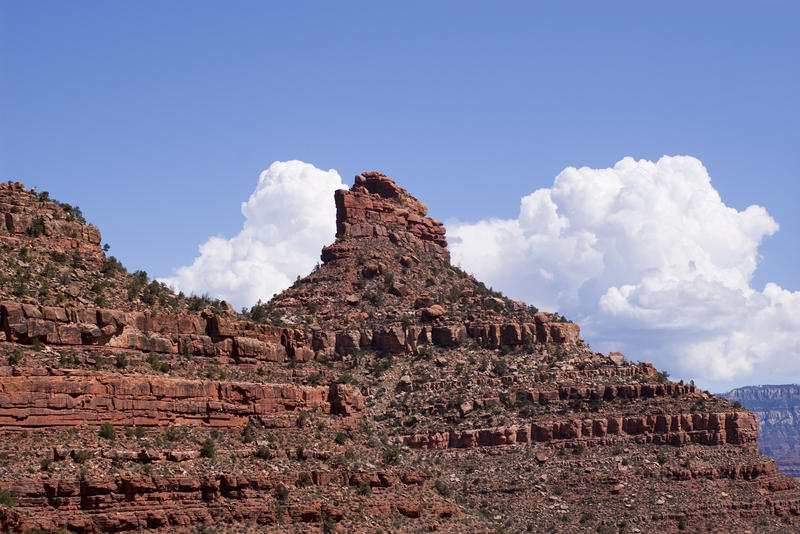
162, 160, 346, 309
449, 155, 799, 391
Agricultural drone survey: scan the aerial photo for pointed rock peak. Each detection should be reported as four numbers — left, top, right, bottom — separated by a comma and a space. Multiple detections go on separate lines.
325, 172, 449, 264
265, 169, 582, 350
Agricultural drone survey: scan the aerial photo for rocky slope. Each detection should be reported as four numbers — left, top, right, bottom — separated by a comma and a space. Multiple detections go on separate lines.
724, 385, 800, 479
0, 175, 799, 533
0, 181, 233, 314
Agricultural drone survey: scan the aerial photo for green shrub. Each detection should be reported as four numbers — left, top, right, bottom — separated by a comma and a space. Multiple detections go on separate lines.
296, 411, 308, 428
590, 393, 603, 411
99, 422, 116, 441
357, 480, 371, 496
373, 354, 394, 376
200, 438, 216, 458
382, 444, 401, 466
337, 373, 358, 385
26, 217, 45, 237
296, 471, 313, 488
307, 372, 323, 385
0, 488, 15, 507
434, 479, 452, 497
115, 354, 128, 369
275, 483, 289, 501
334, 431, 347, 445
322, 511, 337, 533
100, 256, 123, 277
146, 353, 170, 373
7, 349, 22, 365
164, 425, 185, 442
255, 446, 272, 460
241, 423, 255, 443
71, 449, 89, 464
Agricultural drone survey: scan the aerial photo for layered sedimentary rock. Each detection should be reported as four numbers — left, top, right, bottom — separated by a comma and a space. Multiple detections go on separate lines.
404, 410, 758, 449
0, 301, 301, 361
324, 171, 449, 264
1, 174, 799, 533
0, 181, 103, 265
724, 384, 800, 478
0, 370, 363, 427
0, 468, 443, 533
1, 301, 579, 361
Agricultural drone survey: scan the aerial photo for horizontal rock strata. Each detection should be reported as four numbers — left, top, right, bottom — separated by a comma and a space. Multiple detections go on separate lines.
0, 370, 362, 427
403, 410, 759, 449
0, 468, 442, 533
1, 302, 582, 360
323, 171, 450, 263
0, 181, 104, 265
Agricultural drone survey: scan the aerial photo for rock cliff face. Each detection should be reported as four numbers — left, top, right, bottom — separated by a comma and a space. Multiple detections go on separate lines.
0, 175, 799, 533
723, 385, 800, 479
329, 171, 449, 262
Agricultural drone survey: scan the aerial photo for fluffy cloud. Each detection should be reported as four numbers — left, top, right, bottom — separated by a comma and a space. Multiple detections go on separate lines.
449, 156, 800, 391
162, 160, 346, 309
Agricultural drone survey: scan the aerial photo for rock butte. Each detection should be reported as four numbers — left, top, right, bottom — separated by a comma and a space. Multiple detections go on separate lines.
0, 175, 799, 533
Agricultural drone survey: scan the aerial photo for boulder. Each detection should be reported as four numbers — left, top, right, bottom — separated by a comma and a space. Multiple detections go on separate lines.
609, 352, 625, 366
421, 305, 445, 321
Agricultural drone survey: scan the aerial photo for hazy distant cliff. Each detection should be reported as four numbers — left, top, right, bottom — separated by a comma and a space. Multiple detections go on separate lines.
723, 385, 800, 478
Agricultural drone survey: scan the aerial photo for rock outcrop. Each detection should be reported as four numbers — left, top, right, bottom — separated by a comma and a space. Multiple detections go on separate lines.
326, 171, 449, 263
0, 181, 237, 315
0, 370, 363, 427
0, 181, 103, 264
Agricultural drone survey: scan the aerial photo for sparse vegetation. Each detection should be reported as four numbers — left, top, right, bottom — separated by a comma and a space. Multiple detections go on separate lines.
0, 488, 15, 507
275, 483, 289, 502
200, 438, 216, 458
295, 471, 313, 488
99, 422, 116, 441
434, 479, 452, 497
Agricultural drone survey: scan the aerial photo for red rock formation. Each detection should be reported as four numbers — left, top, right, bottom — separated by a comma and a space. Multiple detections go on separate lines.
324, 171, 449, 263
0, 181, 104, 265
0, 175, 798, 534
2, 469, 442, 533
0, 370, 362, 427
403, 410, 759, 449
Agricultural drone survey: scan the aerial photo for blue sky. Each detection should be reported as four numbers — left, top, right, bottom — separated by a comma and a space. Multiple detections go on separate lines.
2, 2, 798, 389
